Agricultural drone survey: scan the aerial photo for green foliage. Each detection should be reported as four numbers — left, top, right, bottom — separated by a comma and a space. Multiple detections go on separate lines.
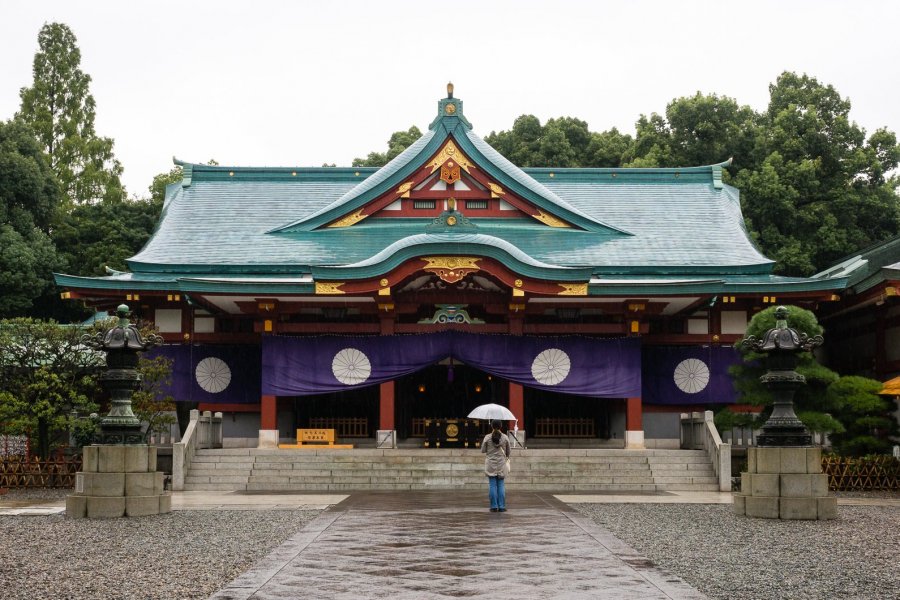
133, 355, 176, 441
485, 116, 634, 168
52, 197, 162, 276
0, 318, 102, 458
17, 23, 124, 207
825, 376, 899, 456
0, 119, 64, 317
149, 165, 183, 205
353, 126, 423, 167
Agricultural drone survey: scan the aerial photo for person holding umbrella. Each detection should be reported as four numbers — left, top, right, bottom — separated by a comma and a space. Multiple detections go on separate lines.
481, 419, 510, 512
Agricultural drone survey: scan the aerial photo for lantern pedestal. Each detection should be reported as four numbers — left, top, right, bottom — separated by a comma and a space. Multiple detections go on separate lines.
66, 445, 171, 518
733, 447, 836, 520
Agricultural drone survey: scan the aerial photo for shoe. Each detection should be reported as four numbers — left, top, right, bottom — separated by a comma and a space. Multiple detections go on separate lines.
490, 508, 498, 512
498, 508, 507, 512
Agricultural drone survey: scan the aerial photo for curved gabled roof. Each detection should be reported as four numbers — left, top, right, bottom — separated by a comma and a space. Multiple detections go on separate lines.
267, 94, 624, 234
311, 232, 592, 281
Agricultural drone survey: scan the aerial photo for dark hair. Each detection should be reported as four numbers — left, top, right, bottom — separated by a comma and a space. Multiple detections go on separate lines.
491, 420, 502, 445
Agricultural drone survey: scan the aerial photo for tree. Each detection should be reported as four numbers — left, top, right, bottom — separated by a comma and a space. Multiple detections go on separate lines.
734, 72, 900, 275
486, 115, 634, 168
18, 22, 124, 207
0, 318, 102, 459
132, 355, 176, 442
353, 126, 423, 167
0, 119, 64, 317
624, 92, 759, 171
825, 376, 899, 456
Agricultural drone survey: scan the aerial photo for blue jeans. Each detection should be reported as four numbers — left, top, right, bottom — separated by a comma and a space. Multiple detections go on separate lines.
488, 475, 506, 509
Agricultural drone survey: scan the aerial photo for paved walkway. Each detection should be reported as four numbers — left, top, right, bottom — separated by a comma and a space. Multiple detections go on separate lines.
209, 491, 707, 600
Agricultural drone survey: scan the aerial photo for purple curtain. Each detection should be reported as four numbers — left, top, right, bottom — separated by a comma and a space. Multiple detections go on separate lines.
146, 345, 261, 404
641, 345, 740, 405
261, 332, 641, 398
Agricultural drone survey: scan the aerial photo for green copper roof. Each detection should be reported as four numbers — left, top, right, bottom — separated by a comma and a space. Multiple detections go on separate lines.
814, 233, 900, 293
53, 92, 849, 296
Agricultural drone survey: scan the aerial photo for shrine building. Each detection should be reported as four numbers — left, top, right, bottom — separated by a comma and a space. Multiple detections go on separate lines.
55, 87, 847, 449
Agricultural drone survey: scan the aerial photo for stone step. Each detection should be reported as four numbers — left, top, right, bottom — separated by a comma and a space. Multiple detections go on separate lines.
185, 448, 719, 492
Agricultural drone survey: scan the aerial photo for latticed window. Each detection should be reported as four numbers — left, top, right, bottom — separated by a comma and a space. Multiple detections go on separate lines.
465, 200, 488, 210
414, 200, 436, 209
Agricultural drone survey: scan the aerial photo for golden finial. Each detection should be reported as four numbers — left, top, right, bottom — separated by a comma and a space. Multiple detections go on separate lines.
447, 82, 454, 98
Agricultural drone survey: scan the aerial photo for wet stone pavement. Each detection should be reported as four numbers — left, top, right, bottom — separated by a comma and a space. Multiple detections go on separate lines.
210, 491, 706, 600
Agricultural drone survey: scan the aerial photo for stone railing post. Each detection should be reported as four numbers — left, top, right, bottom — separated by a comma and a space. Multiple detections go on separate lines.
172, 409, 200, 491
212, 412, 223, 448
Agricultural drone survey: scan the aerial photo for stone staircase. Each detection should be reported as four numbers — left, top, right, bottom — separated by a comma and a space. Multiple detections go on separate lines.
183, 448, 719, 492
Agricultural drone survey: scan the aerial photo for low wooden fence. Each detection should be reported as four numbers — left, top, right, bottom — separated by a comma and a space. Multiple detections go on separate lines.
822, 455, 900, 491
534, 418, 595, 438
0, 456, 82, 488
308, 417, 369, 438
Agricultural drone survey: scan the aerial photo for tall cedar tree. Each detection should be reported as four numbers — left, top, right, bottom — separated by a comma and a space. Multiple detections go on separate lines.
18, 23, 124, 207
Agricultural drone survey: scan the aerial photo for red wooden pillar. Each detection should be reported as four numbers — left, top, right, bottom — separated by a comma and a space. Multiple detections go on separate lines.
508, 382, 524, 427
379, 381, 395, 430
625, 396, 645, 449
379, 313, 396, 432
261, 395, 277, 430
259, 394, 279, 448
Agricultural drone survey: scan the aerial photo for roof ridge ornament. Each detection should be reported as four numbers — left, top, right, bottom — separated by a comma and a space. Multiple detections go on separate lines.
425, 198, 478, 234
430, 83, 472, 131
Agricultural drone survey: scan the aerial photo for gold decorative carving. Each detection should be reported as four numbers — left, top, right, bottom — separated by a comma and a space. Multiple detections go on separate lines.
489, 182, 505, 198
557, 283, 588, 296
397, 181, 414, 198
327, 209, 366, 228
514, 279, 523, 288
378, 287, 391, 296
379, 278, 389, 287
533, 210, 570, 228
440, 163, 461, 184
446, 216, 457, 226
445, 103, 456, 115
429, 140, 473, 174
512, 288, 525, 297
315, 282, 346, 295
422, 256, 481, 284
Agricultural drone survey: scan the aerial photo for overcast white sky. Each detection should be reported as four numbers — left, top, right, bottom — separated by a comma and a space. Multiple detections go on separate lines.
2, 1, 898, 197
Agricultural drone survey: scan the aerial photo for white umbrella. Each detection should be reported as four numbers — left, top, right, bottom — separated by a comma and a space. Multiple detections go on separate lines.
468, 404, 525, 448
467, 403, 516, 421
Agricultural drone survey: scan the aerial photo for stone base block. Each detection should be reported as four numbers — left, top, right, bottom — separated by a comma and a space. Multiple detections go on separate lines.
624, 430, 645, 449
125, 496, 160, 517
749, 473, 780, 497
159, 493, 172, 513
258, 429, 279, 449
124, 445, 149, 472
745, 495, 780, 519
780, 473, 829, 497
86, 496, 126, 518
82, 446, 99, 473
817, 497, 838, 520
97, 445, 126, 473
125, 472, 163, 496
376, 430, 397, 449
77, 472, 125, 496
779, 497, 818, 520
733, 494, 746, 515
65, 495, 87, 519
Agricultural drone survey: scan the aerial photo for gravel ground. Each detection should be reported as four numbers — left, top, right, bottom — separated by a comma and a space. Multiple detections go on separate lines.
0, 502, 320, 600
573, 502, 900, 600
